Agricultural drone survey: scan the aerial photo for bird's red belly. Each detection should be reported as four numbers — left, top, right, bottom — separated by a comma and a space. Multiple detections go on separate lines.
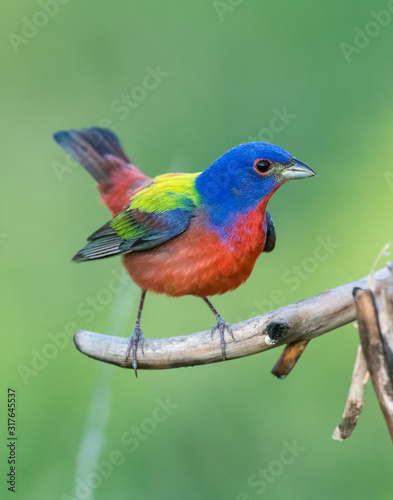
123, 211, 267, 297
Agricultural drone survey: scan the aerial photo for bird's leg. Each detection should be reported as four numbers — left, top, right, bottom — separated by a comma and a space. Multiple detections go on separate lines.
125, 290, 146, 377
203, 297, 234, 360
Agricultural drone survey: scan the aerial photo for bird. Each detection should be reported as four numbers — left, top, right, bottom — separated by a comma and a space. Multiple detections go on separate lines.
53, 127, 315, 375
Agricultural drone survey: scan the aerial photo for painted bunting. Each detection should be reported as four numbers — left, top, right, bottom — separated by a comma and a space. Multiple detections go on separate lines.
54, 128, 315, 374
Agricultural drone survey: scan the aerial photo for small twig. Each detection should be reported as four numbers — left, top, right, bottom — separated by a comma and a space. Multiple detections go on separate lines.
74, 267, 391, 371
332, 345, 369, 441
355, 288, 393, 443
271, 340, 310, 379
332, 247, 392, 441
378, 284, 393, 386
368, 243, 391, 291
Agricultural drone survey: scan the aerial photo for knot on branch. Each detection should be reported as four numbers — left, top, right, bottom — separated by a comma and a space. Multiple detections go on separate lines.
266, 322, 290, 344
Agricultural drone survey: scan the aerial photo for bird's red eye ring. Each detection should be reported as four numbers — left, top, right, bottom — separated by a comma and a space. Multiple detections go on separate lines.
254, 159, 273, 175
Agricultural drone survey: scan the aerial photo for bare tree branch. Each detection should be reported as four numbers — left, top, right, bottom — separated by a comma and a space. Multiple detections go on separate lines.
355, 287, 393, 443
271, 340, 310, 379
332, 254, 392, 441
379, 283, 393, 380
332, 345, 369, 441
73, 266, 392, 371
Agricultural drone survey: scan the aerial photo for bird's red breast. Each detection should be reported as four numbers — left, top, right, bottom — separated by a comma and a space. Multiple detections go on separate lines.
122, 198, 270, 297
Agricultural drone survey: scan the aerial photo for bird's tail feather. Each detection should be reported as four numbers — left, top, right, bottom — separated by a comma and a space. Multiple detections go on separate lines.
53, 128, 151, 215
53, 128, 134, 184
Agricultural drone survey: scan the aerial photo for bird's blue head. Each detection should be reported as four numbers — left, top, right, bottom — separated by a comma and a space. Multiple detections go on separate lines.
195, 142, 315, 228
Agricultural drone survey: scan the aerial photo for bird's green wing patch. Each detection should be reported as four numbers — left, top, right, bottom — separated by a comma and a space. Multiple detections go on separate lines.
73, 172, 202, 262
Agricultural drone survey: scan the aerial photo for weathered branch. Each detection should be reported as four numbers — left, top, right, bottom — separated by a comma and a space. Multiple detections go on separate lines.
332, 345, 369, 441
271, 340, 310, 379
355, 287, 393, 443
74, 266, 392, 370
379, 284, 393, 379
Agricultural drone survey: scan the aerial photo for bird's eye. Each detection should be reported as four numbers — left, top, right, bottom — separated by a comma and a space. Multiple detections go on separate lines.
254, 159, 273, 175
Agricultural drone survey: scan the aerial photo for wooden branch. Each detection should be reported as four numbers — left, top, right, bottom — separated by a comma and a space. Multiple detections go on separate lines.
73, 266, 392, 371
379, 284, 393, 380
355, 288, 393, 443
271, 340, 310, 379
332, 345, 369, 441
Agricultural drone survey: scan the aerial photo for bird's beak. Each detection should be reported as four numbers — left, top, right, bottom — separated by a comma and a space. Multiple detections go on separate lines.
280, 159, 316, 180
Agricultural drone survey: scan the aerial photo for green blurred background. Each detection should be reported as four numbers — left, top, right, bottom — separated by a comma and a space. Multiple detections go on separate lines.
1, 0, 393, 498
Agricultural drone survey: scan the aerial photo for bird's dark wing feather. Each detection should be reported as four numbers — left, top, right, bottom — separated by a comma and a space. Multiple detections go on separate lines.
263, 211, 276, 253
73, 208, 193, 262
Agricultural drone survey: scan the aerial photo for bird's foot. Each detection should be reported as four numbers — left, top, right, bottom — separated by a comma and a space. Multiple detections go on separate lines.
125, 324, 145, 377
211, 316, 234, 360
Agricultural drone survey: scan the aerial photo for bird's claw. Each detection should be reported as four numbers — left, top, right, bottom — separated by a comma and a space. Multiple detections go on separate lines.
211, 317, 234, 360
125, 325, 145, 377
